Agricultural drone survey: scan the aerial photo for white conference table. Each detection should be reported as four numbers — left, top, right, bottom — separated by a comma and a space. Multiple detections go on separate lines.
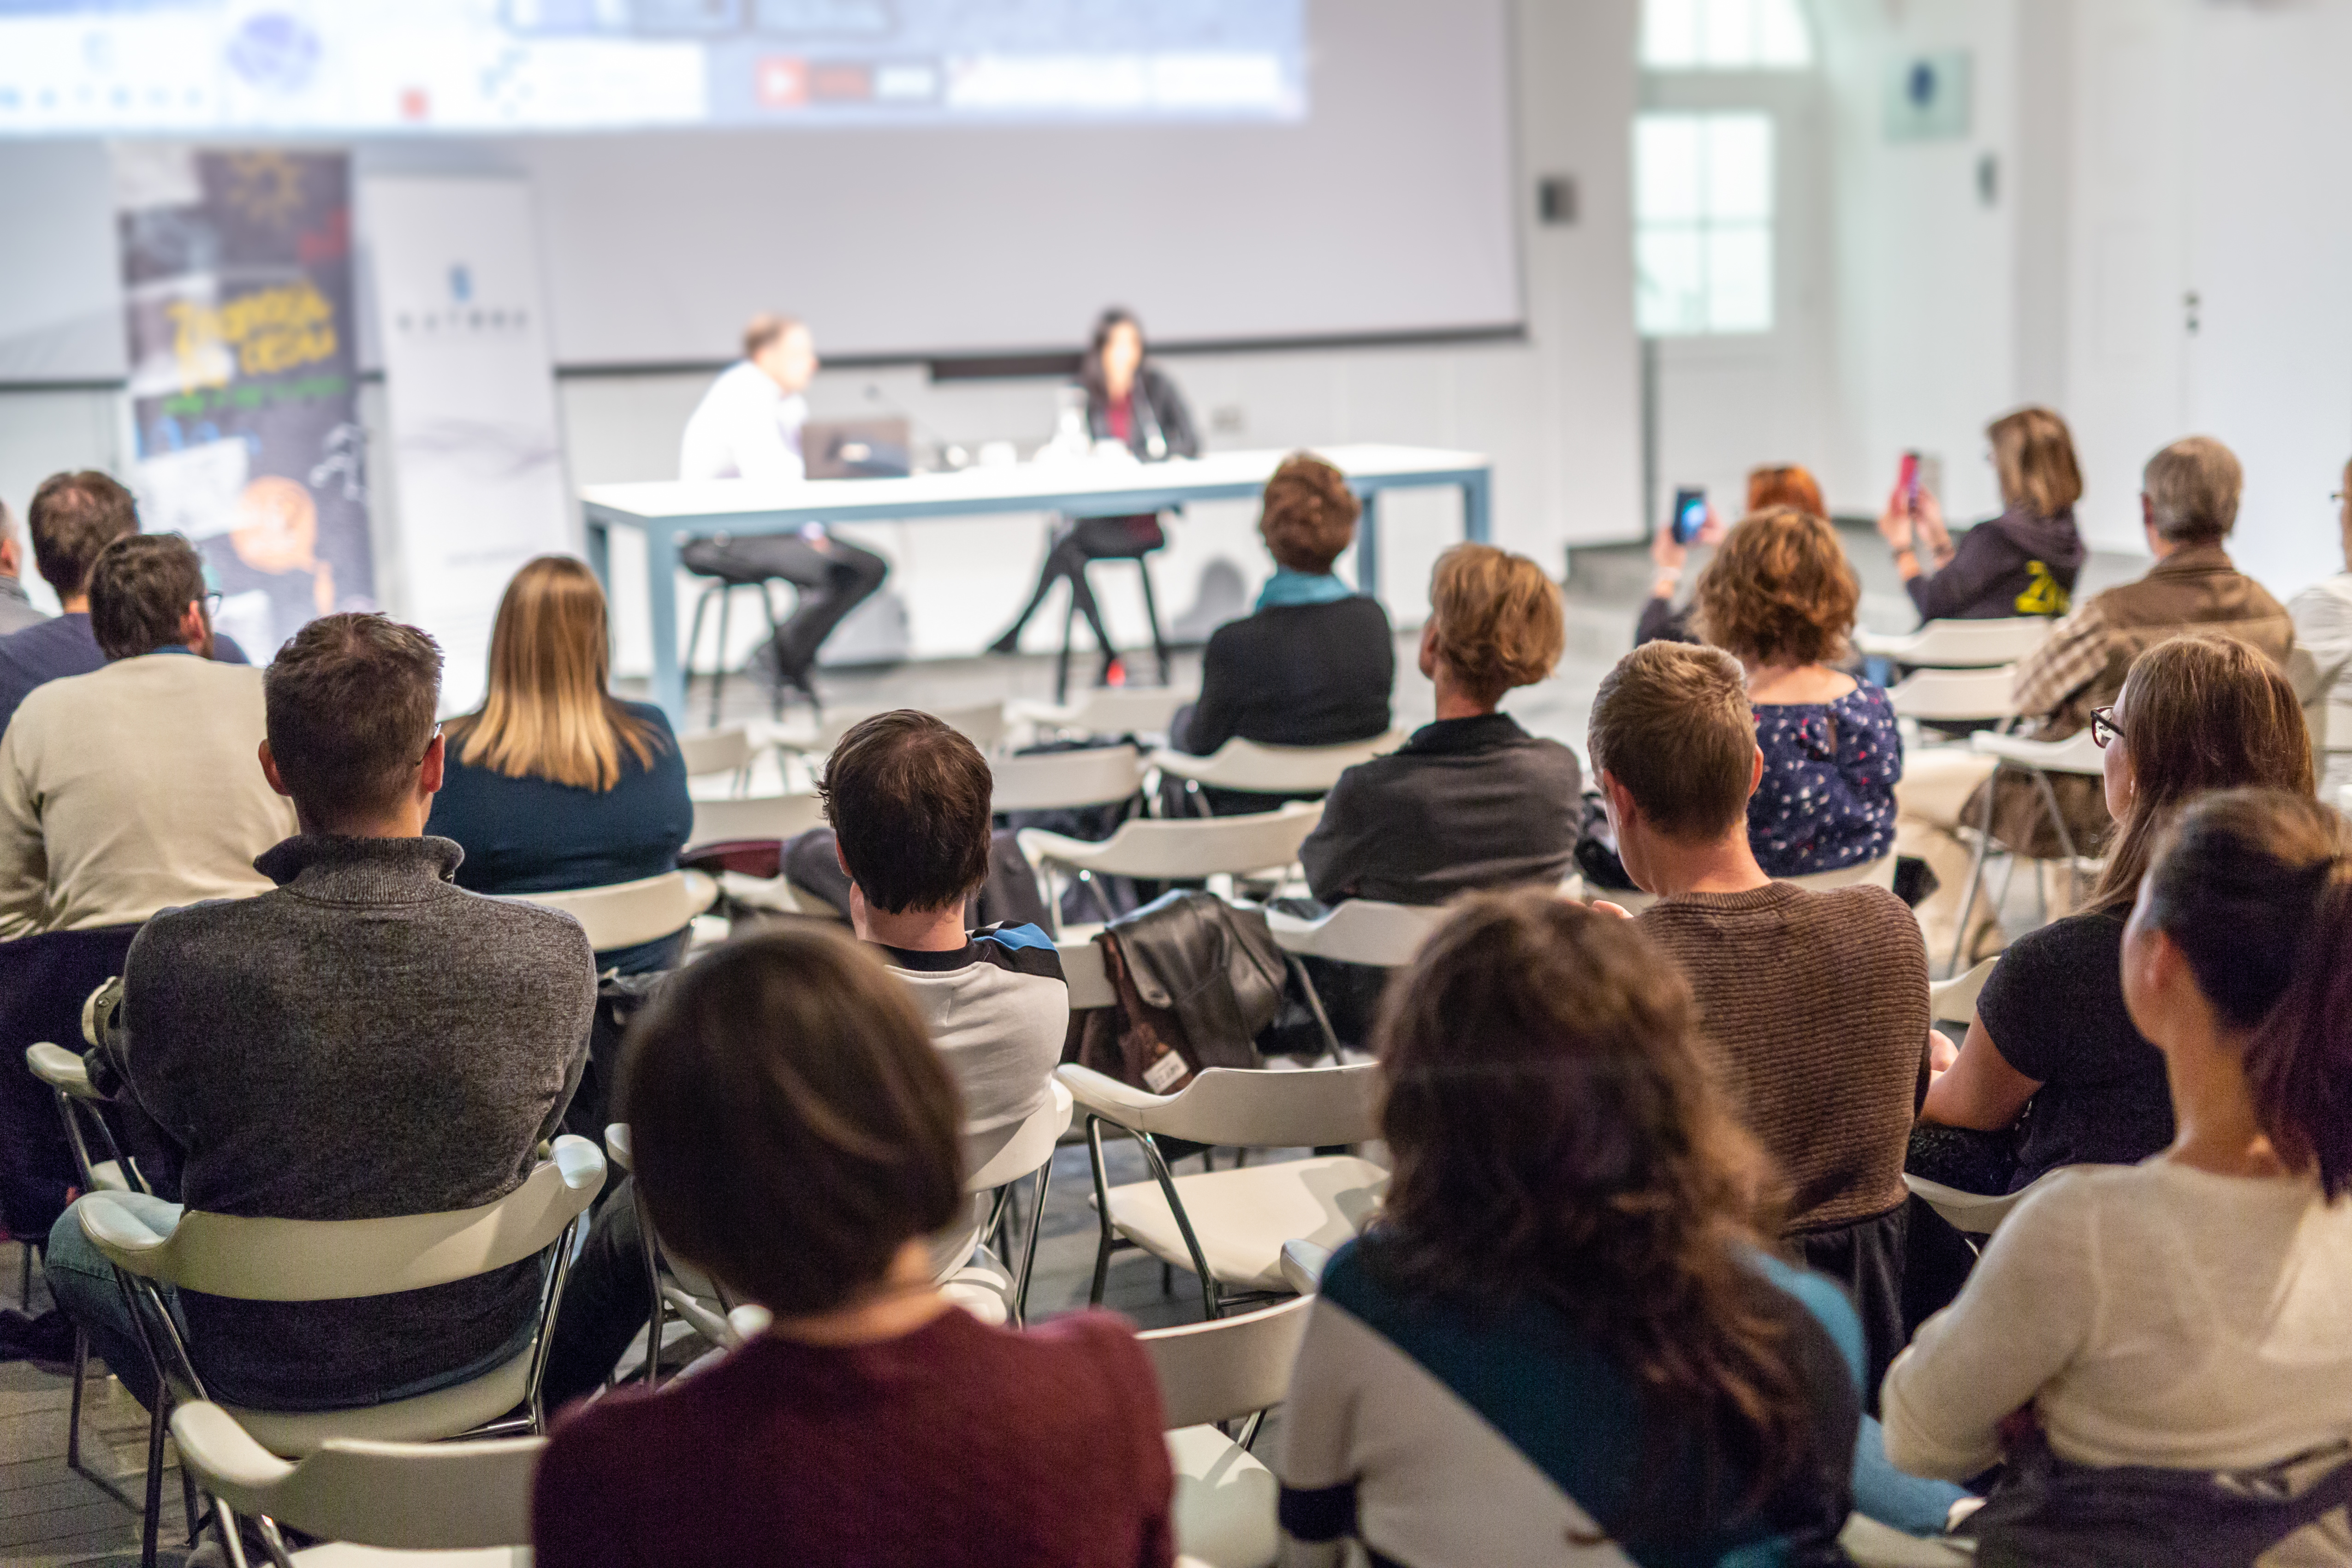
581, 443, 1492, 725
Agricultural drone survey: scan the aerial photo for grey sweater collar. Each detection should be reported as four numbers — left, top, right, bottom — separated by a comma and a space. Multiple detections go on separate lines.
254, 834, 466, 903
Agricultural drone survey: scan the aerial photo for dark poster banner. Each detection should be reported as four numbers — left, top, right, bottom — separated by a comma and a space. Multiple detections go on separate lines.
116, 146, 374, 659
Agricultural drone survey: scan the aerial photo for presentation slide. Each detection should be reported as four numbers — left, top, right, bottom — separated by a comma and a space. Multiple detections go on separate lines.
0, 0, 1305, 134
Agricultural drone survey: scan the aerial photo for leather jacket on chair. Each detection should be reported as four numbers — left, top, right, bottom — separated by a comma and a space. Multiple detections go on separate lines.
1067, 891, 1287, 1094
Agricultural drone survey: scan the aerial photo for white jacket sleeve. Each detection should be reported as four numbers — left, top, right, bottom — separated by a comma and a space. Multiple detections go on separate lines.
1880, 1173, 2099, 1479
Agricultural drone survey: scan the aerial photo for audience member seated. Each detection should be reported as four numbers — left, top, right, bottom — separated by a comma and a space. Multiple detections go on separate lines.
1637, 463, 1823, 649
1591, 641, 1930, 1390
1885, 789, 2352, 1562
1899, 435, 2296, 961
542, 710, 1064, 1404
1173, 453, 1393, 806
44, 613, 596, 1415
1279, 889, 1962, 1564
0, 501, 47, 637
531, 927, 1172, 1568
1915, 636, 2313, 1195
2289, 457, 2352, 805
427, 556, 692, 974
1301, 542, 1579, 904
1876, 406, 2086, 624
0, 535, 297, 1234
0, 471, 245, 736
1693, 506, 1901, 877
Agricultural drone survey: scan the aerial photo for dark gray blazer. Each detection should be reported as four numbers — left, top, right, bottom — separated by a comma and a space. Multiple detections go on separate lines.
114, 834, 595, 1410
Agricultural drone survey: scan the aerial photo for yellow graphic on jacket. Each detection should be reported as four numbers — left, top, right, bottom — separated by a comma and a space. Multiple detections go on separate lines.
2016, 559, 2070, 617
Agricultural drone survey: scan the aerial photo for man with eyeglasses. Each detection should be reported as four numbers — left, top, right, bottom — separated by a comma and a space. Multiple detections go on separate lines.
0, 532, 297, 1245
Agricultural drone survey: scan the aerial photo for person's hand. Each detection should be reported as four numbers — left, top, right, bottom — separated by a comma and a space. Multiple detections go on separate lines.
1915, 488, 1953, 560
1928, 1028, 1959, 1076
1650, 516, 1689, 576
1590, 899, 1635, 920
1696, 505, 1727, 546
1877, 487, 1916, 552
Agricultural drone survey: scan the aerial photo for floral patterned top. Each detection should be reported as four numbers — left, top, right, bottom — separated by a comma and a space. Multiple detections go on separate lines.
1747, 682, 1903, 877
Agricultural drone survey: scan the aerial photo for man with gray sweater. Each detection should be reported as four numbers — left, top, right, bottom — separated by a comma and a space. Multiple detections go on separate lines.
45, 613, 596, 1414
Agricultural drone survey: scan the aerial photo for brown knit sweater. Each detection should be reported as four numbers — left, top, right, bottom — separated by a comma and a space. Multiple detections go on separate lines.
1637, 883, 1927, 1233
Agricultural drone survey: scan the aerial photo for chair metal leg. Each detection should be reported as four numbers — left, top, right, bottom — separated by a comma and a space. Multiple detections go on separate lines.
1013, 1157, 1053, 1328
1084, 1116, 1119, 1307
18, 1241, 29, 1308
66, 1326, 86, 1468
631, 1182, 667, 1389
1287, 954, 1343, 1064
1135, 554, 1170, 686
1130, 1129, 1223, 1321
140, 1394, 166, 1568
1056, 592, 1079, 703
709, 583, 734, 729
759, 583, 789, 720
180, 1458, 200, 1546
685, 582, 715, 726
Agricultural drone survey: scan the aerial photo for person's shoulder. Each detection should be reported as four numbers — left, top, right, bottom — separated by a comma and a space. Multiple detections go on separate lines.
451, 884, 598, 959
617, 699, 677, 736
968, 922, 1068, 984
2000, 907, 2123, 969
1835, 680, 1899, 719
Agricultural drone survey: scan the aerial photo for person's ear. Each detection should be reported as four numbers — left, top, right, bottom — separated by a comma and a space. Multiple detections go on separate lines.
417, 731, 445, 798
177, 599, 207, 649
258, 739, 292, 799
1747, 744, 1766, 802
1598, 768, 1634, 832
1417, 618, 1441, 678
0, 534, 20, 578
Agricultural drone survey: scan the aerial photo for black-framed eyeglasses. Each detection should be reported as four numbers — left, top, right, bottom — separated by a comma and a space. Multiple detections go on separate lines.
2090, 706, 2125, 749
201, 592, 221, 618
419, 722, 442, 765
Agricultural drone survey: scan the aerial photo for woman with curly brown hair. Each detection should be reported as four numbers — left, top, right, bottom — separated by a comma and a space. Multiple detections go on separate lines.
1279, 890, 1932, 1564
1695, 506, 1902, 877
1174, 451, 1394, 765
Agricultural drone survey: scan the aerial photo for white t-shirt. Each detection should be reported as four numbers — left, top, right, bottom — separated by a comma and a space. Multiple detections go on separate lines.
678, 361, 808, 485
1883, 1159, 2352, 1479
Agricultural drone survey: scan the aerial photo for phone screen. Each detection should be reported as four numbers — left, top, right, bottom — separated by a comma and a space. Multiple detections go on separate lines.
1672, 487, 1707, 546
1897, 451, 1921, 508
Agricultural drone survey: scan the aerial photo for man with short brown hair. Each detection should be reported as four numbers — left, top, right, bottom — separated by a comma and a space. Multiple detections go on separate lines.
44, 612, 595, 1419
1591, 640, 1930, 1394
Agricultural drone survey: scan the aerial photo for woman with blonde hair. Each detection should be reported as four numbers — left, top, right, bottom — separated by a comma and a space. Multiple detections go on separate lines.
1694, 507, 1902, 877
428, 555, 693, 971
1876, 406, 2087, 623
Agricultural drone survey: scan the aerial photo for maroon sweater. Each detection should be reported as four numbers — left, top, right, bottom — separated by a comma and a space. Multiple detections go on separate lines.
532, 1307, 1174, 1568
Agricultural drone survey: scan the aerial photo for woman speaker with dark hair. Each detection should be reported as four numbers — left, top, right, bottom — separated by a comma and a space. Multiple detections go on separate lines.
987, 309, 1200, 684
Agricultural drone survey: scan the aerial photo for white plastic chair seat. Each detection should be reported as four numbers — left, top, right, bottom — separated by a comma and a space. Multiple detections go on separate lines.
1279, 1237, 1332, 1295
1150, 730, 1408, 795
504, 869, 719, 951
1166, 1425, 1278, 1568
1263, 900, 1445, 967
1969, 725, 2105, 776
287, 1548, 527, 1566
1839, 1513, 1973, 1566
1104, 1157, 1386, 1294
26, 1039, 96, 1096
1010, 687, 1197, 739
675, 725, 754, 779
1889, 665, 2019, 724
990, 745, 1147, 813
1858, 617, 2051, 668
1903, 1173, 2028, 1238
1929, 956, 1998, 1025
712, 868, 839, 920
689, 792, 825, 846
1020, 802, 1322, 882
227, 1349, 537, 1459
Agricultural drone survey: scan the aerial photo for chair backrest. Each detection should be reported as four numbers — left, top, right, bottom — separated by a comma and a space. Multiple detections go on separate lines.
170, 1401, 541, 1553
79, 1136, 606, 1301
990, 745, 1147, 814
1785, 853, 1900, 894
1266, 899, 1446, 967
1862, 617, 2051, 669
25, 1040, 99, 1101
1903, 1169, 2052, 1237
675, 725, 755, 778
689, 792, 827, 847
1139, 1295, 1315, 1430
1154, 730, 1408, 794
805, 701, 1009, 756
505, 868, 718, 950
1974, 724, 2106, 778
1929, 955, 1998, 1024
1024, 802, 1323, 881
1142, 1062, 1378, 1149
1889, 665, 2018, 723
1012, 687, 1196, 740
1059, 938, 1116, 1009
965, 1079, 1075, 1192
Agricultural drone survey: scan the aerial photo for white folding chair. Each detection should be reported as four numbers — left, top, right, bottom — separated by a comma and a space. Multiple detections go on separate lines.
1929, 956, 1998, 1027
1151, 731, 1408, 812
1946, 725, 2107, 971
1859, 618, 2051, 669
950, 1079, 1077, 1328
1139, 1296, 1313, 1568
169, 1400, 539, 1568
1010, 687, 1197, 742
687, 791, 827, 847
73, 1137, 603, 1565
1838, 1513, 1974, 1567
674, 725, 756, 794
504, 868, 719, 953
1902, 1164, 2071, 1239
1262, 899, 1449, 1058
1019, 803, 1324, 936
1058, 1061, 1384, 1320
777, 701, 1010, 765
990, 745, 1148, 814
1887, 665, 2019, 726
1598, 852, 1899, 917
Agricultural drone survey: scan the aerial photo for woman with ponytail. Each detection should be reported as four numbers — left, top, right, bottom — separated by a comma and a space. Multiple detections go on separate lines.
1885, 789, 2352, 1562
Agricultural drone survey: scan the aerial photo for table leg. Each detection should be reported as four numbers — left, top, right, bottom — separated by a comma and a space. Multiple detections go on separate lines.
1461, 471, 1493, 543
1354, 489, 1381, 601
646, 526, 686, 727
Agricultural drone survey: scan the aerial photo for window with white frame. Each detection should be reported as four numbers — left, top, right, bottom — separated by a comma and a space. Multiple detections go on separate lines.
1635, 112, 1775, 335
1642, 0, 1813, 70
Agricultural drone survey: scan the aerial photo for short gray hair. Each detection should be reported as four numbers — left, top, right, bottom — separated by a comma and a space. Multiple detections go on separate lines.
2144, 436, 2242, 544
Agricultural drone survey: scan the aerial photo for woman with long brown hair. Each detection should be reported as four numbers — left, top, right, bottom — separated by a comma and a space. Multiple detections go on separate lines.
1917, 634, 2313, 1193
1280, 890, 1879, 1563
428, 555, 693, 971
1887, 789, 2352, 1562
1876, 405, 2087, 623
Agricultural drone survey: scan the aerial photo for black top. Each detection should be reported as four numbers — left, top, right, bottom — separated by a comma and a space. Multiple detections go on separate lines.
1974, 909, 2175, 1189
1904, 507, 2086, 623
1088, 362, 1200, 461
1185, 596, 1395, 757
1300, 713, 1583, 905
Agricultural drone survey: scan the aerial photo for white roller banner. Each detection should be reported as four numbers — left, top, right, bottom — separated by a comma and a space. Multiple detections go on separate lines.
363, 175, 572, 714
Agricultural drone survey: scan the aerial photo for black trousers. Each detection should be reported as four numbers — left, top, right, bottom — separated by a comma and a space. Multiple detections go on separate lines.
679, 531, 889, 680
0, 926, 146, 1238
998, 514, 1164, 656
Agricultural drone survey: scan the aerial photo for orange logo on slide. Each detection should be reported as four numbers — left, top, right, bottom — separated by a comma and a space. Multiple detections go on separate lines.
756, 58, 809, 109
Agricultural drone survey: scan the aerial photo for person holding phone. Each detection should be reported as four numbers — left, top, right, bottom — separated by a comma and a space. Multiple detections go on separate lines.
1638, 465, 1825, 648
1876, 408, 2087, 624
